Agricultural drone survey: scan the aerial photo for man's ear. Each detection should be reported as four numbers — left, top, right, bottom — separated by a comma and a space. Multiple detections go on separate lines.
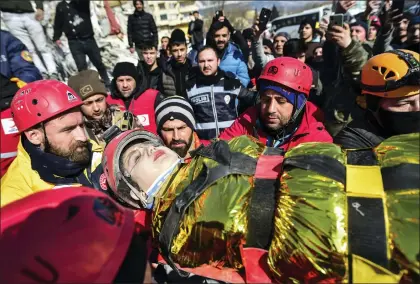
24, 128, 44, 146
217, 58, 221, 66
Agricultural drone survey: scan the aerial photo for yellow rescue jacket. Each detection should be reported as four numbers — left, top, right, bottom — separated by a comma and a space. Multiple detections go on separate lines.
1, 138, 104, 207
269, 133, 419, 282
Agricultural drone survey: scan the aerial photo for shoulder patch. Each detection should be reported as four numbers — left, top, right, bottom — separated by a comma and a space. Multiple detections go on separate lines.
20, 51, 33, 62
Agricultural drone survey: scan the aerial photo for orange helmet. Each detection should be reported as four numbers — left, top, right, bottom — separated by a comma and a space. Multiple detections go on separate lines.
360, 49, 420, 98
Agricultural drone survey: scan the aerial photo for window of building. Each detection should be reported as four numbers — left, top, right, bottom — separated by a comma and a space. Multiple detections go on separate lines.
148, 5, 155, 12
158, 3, 165, 9
160, 14, 168, 21
168, 3, 176, 9
169, 14, 178, 21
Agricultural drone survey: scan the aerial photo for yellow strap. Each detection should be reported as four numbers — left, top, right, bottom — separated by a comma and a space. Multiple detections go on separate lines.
346, 165, 385, 197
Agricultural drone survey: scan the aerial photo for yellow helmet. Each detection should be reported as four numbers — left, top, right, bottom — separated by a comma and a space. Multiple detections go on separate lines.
361, 49, 419, 98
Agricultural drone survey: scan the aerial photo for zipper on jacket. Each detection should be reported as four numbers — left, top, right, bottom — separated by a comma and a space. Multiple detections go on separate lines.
210, 85, 220, 137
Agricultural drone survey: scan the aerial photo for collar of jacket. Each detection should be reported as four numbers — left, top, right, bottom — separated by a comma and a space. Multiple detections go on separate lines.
22, 135, 93, 185
221, 42, 237, 60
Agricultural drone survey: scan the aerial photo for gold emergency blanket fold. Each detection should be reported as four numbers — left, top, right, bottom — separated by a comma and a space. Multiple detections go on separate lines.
152, 136, 266, 269
268, 133, 420, 282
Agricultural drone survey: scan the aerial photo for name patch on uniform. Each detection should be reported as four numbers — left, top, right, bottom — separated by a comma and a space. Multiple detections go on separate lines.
137, 114, 150, 126
191, 94, 209, 105
21, 50, 33, 62
1, 118, 18, 135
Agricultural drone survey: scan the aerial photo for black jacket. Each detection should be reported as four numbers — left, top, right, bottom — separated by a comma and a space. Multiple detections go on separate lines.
158, 58, 193, 98
188, 19, 204, 45
137, 61, 161, 90
127, 10, 158, 48
53, 0, 94, 41
0, 1, 43, 13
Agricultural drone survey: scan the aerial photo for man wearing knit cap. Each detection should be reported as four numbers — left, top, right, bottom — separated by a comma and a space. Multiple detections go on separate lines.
155, 96, 202, 160
350, 21, 368, 44
158, 29, 192, 98
107, 61, 164, 134
68, 69, 140, 148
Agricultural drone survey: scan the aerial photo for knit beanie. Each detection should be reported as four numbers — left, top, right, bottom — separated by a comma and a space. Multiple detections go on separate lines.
169, 29, 186, 46
275, 32, 290, 41
259, 81, 306, 111
263, 38, 274, 53
133, 0, 143, 6
68, 70, 107, 100
155, 96, 196, 134
350, 21, 368, 35
112, 62, 138, 81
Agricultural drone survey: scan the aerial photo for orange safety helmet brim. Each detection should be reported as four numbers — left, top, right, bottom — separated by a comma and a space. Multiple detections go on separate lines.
11, 80, 83, 132
361, 49, 420, 98
0, 187, 135, 283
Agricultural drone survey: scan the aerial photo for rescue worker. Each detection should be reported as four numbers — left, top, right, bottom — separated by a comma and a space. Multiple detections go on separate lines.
334, 49, 420, 148
186, 46, 257, 140
219, 57, 332, 151
68, 69, 141, 148
102, 128, 284, 283
1, 80, 108, 207
0, 187, 151, 283
155, 96, 202, 161
0, 30, 42, 177
107, 61, 164, 134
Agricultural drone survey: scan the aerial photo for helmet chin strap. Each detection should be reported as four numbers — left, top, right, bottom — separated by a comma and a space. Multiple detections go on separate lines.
41, 123, 52, 153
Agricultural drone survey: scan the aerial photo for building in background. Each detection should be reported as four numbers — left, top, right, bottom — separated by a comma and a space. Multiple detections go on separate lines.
145, 1, 201, 39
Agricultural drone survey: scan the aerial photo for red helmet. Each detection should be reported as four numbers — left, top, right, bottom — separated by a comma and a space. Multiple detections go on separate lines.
0, 187, 135, 283
11, 80, 83, 132
102, 129, 163, 209
258, 57, 313, 96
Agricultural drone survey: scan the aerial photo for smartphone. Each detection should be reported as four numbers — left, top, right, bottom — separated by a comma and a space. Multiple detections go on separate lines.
329, 14, 344, 29
391, 0, 405, 15
259, 8, 272, 31
215, 10, 224, 18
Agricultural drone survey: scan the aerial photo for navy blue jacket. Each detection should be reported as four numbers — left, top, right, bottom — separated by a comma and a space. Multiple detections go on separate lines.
0, 30, 42, 83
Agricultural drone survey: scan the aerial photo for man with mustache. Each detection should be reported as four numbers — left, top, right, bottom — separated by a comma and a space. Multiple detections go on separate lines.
220, 57, 332, 150
107, 62, 164, 134
1, 80, 108, 207
186, 46, 257, 140
155, 96, 202, 161
209, 21, 250, 88
68, 69, 141, 148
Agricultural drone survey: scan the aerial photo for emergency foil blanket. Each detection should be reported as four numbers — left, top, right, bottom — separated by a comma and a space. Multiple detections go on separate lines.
268, 133, 419, 282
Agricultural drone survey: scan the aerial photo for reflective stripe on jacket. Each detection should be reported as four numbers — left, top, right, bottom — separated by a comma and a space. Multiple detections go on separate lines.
0, 108, 19, 177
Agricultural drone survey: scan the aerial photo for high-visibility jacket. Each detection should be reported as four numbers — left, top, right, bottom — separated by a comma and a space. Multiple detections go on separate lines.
1, 138, 106, 207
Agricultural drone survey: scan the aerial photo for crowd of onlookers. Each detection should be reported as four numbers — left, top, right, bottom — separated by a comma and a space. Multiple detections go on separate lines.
0, 0, 419, 283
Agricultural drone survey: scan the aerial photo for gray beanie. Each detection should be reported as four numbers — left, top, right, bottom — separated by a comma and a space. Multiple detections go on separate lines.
155, 96, 196, 134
